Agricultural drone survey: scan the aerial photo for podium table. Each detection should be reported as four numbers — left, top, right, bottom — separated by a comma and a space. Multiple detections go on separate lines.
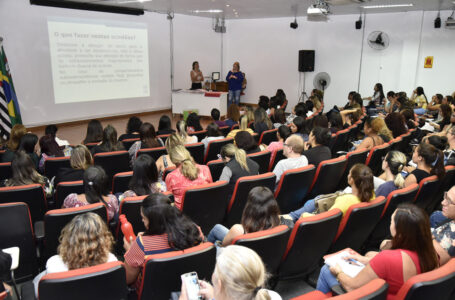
172, 90, 227, 116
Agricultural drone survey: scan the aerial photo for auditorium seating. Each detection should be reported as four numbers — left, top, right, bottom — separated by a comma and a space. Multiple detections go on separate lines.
0, 162, 12, 181
269, 148, 285, 171
413, 175, 442, 214
308, 156, 347, 199
225, 173, 276, 227
247, 150, 271, 174
388, 136, 402, 151
190, 130, 207, 142
93, 151, 130, 189
180, 181, 230, 234
203, 137, 233, 164
0, 202, 39, 283
0, 184, 47, 223
137, 146, 166, 161
138, 243, 216, 300
44, 156, 71, 180
290, 278, 388, 300
279, 209, 343, 279
162, 166, 176, 181
258, 128, 278, 145
431, 165, 455, 213
54, 180, 84, 209
43, 203, 108, 261
121, 137, 140, 150
394, 258, 455, 300
274, 165, 316, 214
185, 142, 204, 164
365, 143, 391, 176
231, 225, 291, 274
83, 142, 99, 151
112, 171, 133, 194
337, 148, 370, 190
206, 159, 225, 181
330, 128, 350, 156
330, 196, 386, 253
219, 126, 231, 137
37, 261, 128, 300
157, 134, 171, 144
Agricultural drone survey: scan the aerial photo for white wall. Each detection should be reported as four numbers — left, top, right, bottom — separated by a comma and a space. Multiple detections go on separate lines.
225, 11, 455, 111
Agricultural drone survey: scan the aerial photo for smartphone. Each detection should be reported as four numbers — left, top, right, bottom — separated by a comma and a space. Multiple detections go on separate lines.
181, 272, 202, 300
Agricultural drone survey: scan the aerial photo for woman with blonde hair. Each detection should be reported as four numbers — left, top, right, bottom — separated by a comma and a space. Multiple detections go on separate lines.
176, 120, 198, 144
227, 115, 254, 139
55, 145, 93, 186
1, 124, 27, 163
225, 104, 241, 128
33, 212, 116, 296
156, 133, 185, 177
372, 117, 393, 142
180, 245, 281, 300
219, 143, 259, 198
165, 145, 212, 209
355, 117, 385, 151
376, 151, 407, 198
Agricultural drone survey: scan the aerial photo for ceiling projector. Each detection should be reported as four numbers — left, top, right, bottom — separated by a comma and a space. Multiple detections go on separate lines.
307, 4, 329, 15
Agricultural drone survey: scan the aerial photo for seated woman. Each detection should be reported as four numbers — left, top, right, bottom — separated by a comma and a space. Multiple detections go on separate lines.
3, 151, 52, 196
91, 125, 125, 155
218, 144, 259, 199
328, 111, 345, 134
180, 245, 281, 300
176, 120, 198, 144
273, 109, 286, 129
186, 112, 203, 133
355, 117, 385, 151
267, 125, 291, 154
54, 145, 93, 187
207, 186, 279, 246
227, 115, 254, 139
288, 164, 374, 221
201, 123, 225, 155
165, 145, 212, 209
404, 142, 445, 187
118, 116, 142, 141
376, 151, 407, 198
290, 116, 309, 142
385, 112, 407, 138
234, 131, 260, 154
128, 122, 164, 162
224, 104, 240, 128
63, 166, 119, 220
123, 193, 203, 286
286, 102, 308, 125
430, 104, 452, 132
33, 213, 116, 296
119, 154, 166, 201
38, 134, 65, 173
82, 119, 103, 145
316, 203, 439, 298
302, 127, 332, 167
373, 117, 393, 143
410, 86, 428, 115
1, 124, 27, 163
156, 133, 184, 177
17, 133, 39, 169
156, 115, 175, 136
253, 107, 273, 136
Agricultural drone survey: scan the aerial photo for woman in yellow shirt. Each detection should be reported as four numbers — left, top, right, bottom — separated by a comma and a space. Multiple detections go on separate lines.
411, 86, 428, 115
288, 164, 375, 221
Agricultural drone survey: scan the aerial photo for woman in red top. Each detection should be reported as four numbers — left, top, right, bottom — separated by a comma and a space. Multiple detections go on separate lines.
165, 145, 212, 209
317, 203, 439, 299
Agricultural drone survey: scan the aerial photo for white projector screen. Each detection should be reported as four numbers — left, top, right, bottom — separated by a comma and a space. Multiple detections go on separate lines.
48, 17, 150, 103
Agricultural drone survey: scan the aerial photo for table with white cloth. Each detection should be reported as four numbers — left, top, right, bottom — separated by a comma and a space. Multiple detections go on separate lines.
171, 90, 227, 117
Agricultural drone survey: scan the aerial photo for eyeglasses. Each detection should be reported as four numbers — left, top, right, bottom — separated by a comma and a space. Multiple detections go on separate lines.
443, 192, 455, 206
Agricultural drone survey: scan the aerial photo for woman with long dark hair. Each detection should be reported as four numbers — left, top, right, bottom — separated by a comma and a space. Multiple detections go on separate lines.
411, 86, 428, 115
385, 112, 408, 138
118, 116, 142, 141
207, 186, 280, 246
201, 123, 225, 154
128, 122, 164, 162
404, 142, 445, 187
91, 125, 125, 155
234, 131, 260, 154
18, 133, 39, 168
38, 134, 65, 173
82, 119, 103, 144
317, 203, 439, 299
157, 115, 175, 136
63, 166, 119, 220
123, 193, 203, 285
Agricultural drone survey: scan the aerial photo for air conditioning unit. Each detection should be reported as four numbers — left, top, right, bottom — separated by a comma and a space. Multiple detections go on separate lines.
307, 5, 329, 16
445, 17, 455, 29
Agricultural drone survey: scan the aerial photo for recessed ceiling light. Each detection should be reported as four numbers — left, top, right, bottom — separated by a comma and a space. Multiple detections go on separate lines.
226, 4, 230, 7
191, 9, 223, 13
361, 3, 414, 9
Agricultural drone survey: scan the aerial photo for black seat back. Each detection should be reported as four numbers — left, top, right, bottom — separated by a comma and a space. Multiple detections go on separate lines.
112, 171, 133, 194
44, 157, 71, 180
185, 143, 204, 164
94, 151, 130, 190
207, 159, 225, 181
0, 184, 47, 223
258, 129, 278, 145
137, 147, 167, 162
309, 156, 347, 198
54, 181, 84, 209
204, 138, 233, 164
247, 150, 271, 174
0, 162, 12, 181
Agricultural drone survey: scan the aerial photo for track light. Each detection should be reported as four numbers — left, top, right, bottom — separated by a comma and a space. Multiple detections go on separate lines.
290, 18, 298, 29
355, 16, 362, 29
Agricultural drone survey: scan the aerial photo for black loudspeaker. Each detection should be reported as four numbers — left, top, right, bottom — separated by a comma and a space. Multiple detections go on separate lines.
435, 17, 441, 28
298, 50, 315, 72
355, 19, 362, 29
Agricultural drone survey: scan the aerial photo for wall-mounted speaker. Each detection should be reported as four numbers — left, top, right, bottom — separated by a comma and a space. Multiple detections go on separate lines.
298, 50, 315, 72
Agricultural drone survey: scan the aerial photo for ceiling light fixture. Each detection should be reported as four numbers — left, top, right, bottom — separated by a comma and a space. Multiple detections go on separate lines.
226, 4, 230, 7
361, 4, 414, 9
192, 9, 223, 13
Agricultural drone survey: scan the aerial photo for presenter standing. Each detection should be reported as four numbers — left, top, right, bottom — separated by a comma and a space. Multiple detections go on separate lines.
226, 61, 244, 106
190, 61, 204, 90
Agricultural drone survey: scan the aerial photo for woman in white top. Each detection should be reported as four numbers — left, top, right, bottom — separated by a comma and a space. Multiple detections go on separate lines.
363, 83, 385, 107
190, 61, 204, 90
33, 213, 117, 296
179, 245, 282, 300
201, 123, 225, 154
177, 120, 198, 144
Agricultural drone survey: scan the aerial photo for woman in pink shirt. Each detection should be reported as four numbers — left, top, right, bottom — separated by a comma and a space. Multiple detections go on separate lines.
165, 145, 212, 209
266, 125, 291, 156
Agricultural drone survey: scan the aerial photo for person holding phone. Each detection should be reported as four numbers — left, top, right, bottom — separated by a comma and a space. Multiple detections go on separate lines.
226, 62, 244, 106
179, 245, 281, 300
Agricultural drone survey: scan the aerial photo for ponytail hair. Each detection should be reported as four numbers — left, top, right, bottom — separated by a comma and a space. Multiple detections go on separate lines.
350, 164, 374, 203
385, 151, 407, 189
176, 120, 189, 139
220, 143, 249, 172
168, 145, 198, 180
417, 143, 446, 180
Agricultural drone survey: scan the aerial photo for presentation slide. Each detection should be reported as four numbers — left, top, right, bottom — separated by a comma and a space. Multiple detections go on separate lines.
47, 17, 150, 104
